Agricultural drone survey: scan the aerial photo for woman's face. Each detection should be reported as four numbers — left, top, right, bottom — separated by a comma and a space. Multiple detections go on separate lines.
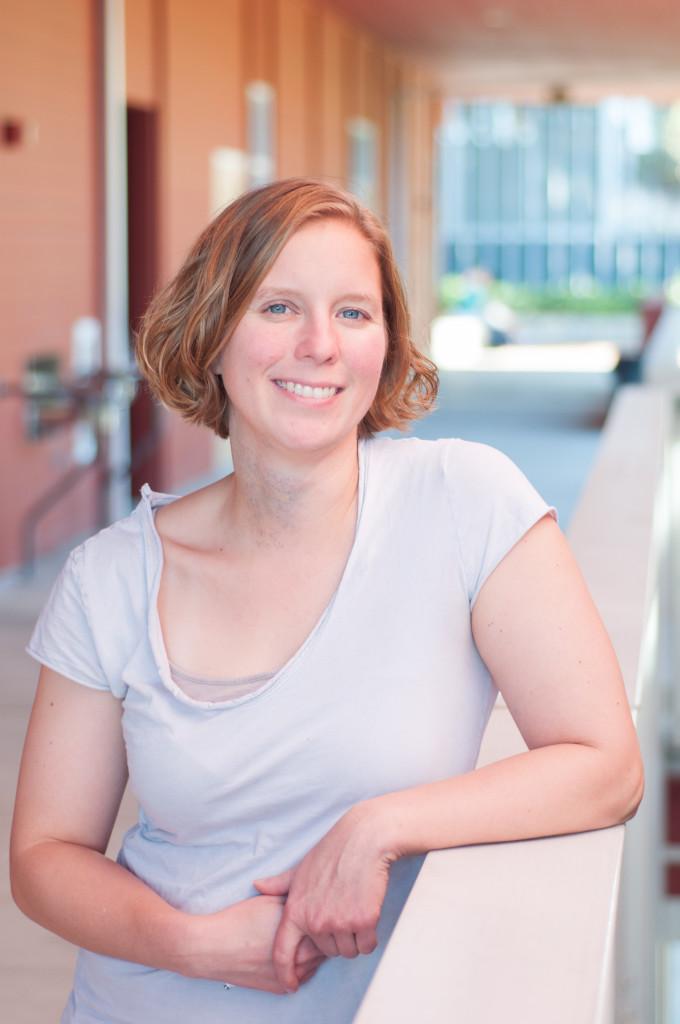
217, 218, 387, 458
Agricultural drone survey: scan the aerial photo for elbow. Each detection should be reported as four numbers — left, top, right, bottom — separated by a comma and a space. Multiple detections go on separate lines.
9, 836, 47, 921
9, 854, 29, 918
622, 760, 644, 823
611, 748, 645, 826
9, 839, 33, 918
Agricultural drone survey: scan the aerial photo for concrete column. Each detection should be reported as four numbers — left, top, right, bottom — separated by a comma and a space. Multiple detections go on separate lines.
101, 0, 132, 522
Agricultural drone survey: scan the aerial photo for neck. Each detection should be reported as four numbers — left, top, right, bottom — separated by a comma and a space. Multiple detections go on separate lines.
223, 431, 361, 550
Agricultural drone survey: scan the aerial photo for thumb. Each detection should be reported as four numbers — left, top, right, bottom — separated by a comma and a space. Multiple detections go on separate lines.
253, 868, 294, 896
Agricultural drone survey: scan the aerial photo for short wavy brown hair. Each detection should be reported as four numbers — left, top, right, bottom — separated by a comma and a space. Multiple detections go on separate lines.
136, 178, 438, 438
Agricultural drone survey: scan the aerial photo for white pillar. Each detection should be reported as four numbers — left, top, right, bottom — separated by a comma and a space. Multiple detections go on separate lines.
102, 0, 132, 522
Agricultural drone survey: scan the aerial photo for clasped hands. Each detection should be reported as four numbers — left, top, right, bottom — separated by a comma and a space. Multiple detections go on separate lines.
254, 802, 396, 993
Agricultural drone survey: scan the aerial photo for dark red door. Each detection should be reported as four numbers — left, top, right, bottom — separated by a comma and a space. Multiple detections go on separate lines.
127, 105, 162, 496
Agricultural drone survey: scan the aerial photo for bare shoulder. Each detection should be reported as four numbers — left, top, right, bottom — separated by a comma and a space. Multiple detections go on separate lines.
154, 476, 231, 553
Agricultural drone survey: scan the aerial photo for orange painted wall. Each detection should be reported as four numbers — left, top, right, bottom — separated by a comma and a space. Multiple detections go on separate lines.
318, 9, 347, 184
128, 0, 441, 494
1, 0, 100, 570
156, 0, 245, 491
276, 0, 308, 179
162, 0, 244, 276
1, 0, 440, 568
125, 0, 159, 108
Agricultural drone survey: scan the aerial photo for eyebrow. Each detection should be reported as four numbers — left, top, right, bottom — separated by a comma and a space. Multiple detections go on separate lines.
253, 286, 381, 309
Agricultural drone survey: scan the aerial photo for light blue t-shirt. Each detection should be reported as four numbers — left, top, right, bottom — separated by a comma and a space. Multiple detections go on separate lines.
28, 437, 554, 1024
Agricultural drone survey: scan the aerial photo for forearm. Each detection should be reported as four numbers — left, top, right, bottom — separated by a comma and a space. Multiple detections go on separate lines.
11, 839, 194, 974
365, 742, 643, 860
11, 838, 305, 988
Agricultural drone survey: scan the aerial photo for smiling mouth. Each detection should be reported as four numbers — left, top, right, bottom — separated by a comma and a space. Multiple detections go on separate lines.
273, 379, 341, 399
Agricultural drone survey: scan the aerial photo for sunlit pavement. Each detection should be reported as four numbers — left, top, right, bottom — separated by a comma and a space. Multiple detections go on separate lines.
0, 364, 614, 1021
0, 565, 78, 1021
0, 563, 138, 1021
402, 366, 614, 528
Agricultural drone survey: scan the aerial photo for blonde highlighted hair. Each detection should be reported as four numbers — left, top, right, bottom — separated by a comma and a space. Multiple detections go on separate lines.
136, 178, 438, 438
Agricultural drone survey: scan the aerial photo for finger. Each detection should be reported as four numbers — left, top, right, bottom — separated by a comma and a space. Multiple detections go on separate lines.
354, 927, 378, 955
334, 931, 360, 959
310, 932, 340, 959
296, 957, 325, 986
295, 950, 326, 972
253, 869, 293, 896
273, 916, 307, 992
295, 935, 325, 965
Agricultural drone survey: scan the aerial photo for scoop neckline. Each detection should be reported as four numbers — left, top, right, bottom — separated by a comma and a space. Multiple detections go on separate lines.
141, 439, 370, 710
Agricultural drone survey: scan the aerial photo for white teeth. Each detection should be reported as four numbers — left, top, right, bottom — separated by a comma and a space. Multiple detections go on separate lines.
274, 380, 338, 399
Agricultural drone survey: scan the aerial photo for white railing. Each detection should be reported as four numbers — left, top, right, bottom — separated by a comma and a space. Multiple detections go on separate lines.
354, 386, 669, 1024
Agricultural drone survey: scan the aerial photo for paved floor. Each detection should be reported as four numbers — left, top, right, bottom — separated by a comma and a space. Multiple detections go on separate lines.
0, 369, 611, 1022
0, 563, 138, 1022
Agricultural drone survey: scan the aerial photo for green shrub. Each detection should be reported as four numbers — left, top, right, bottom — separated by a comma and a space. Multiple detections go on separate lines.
438, 273, 651, 315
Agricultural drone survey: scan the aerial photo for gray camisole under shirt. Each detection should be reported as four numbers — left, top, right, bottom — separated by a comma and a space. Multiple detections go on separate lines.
169, 664, 275, 702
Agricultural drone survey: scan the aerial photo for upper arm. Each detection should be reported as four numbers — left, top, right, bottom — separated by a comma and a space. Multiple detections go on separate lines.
11, 667, 128, 859
471, 515, 641, 772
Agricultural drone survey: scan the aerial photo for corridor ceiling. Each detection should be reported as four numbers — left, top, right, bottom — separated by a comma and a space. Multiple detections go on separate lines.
330, 0, 680, 99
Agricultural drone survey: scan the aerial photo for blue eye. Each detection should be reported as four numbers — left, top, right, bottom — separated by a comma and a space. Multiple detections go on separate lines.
340, 308, 364, 320
265, 302, 289, 315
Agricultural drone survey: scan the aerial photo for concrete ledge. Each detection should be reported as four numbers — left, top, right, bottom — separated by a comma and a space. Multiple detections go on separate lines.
354, 828, 623, 1024
355, 386, 668, 1023
643, 306, 680, 390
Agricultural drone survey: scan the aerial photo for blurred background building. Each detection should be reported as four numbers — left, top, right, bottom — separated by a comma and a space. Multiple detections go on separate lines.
3, 1, 680, 1021
440, 98, 680, 289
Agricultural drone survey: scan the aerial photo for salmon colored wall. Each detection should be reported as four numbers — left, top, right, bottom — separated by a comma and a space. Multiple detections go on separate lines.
241, 0, 278, 85
146, 0, 245, 492
276, 0, 308, 179
1, 0, 439, 568
318, 9, 346, 184
162, 0, 244, 276
125, 0, 158, 108
121, 0, 441, 497
304, 5, 325, 178
1, 0, 100, 570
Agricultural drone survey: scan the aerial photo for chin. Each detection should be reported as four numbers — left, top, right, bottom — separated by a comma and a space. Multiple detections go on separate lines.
275, 425, 357, 454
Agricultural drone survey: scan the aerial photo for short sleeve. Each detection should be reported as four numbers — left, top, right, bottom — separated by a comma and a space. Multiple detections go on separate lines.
26, 544, 110, 691
443, 440, 557, 607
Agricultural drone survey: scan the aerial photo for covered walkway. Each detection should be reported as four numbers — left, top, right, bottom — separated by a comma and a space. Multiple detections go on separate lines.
4, 0, 680, 1020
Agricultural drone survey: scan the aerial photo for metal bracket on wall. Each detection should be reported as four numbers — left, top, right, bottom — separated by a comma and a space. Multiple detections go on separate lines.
1, 358, 140, 572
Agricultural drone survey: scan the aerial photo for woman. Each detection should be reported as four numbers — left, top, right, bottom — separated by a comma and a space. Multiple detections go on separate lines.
11, 179, 643, 1023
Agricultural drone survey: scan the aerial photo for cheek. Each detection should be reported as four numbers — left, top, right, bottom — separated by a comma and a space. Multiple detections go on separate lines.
354, 334, 388, 386
249, 334, 287, 369
223, 328, 285, 381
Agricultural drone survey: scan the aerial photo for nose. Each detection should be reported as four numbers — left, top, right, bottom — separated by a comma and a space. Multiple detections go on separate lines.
294, 311, 339, 363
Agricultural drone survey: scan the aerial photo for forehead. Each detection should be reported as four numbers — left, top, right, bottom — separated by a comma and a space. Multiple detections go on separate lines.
262, 218, 381, 290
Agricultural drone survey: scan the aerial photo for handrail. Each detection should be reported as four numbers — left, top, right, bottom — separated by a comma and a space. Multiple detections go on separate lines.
1, 369, 158, 573
354, 386, 668, 1023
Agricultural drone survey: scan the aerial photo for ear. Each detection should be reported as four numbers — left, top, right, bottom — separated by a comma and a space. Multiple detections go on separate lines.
209, 345, 226, 376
